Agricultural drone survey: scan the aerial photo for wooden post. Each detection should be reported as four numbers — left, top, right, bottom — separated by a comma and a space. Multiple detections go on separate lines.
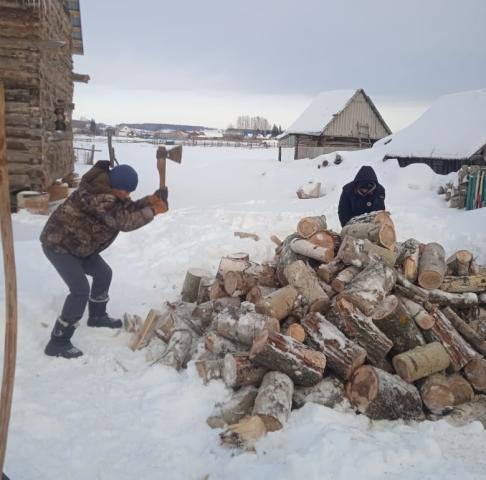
0, 84, 18, 475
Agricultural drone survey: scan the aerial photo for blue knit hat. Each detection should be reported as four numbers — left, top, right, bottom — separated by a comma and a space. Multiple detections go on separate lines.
108, 165, 138, 192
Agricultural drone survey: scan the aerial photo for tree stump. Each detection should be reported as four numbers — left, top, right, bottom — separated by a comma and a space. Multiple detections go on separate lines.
346, 365, 424, 421
222, 353, 267, 388
418, 242, 446, 290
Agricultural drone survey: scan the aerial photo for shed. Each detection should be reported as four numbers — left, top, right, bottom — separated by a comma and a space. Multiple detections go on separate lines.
377, 89, 486, 174
0, 0, 86, 194
278, 89, 391, 161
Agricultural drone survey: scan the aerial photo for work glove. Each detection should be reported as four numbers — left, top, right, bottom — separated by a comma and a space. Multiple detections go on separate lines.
95, 160, 111, 172
148, 194, 168, 215
154, 187, 169, 203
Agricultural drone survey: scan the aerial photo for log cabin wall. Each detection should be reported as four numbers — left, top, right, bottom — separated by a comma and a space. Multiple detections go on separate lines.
0, 0, 75, 194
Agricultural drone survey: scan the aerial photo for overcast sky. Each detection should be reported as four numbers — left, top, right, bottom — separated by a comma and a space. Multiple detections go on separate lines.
73, 0, 486, 131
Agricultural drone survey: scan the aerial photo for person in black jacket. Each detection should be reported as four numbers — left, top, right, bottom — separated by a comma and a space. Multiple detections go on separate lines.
338, 165, 386, 227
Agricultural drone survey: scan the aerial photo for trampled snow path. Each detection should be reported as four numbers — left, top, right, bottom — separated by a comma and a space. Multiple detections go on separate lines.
1, 143, 486, 479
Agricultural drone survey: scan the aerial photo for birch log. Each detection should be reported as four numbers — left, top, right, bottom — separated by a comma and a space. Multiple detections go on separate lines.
205, 332, 243, 356
440, 275, 486, 293
252, 372, 294, 431
296, 215, 327, 238
418, 242, 446, 290
250, 330, 326, 386
181, 269, 211, 303
246, 286, 277, 305
274, 234, 307, 285
290, 238, 334, 263
396, 238, 420, 282
337, 236, 397, 268
301, 312, 367, 380
442, 307, 486, 356
222, 353, 267, 388
308, 230, 341, 253
255, 286, 299, 321
286, 323, 306, 342
331, 266, 361, 293
446, 250, 473, 276
155, 330, 193, 370
216, 253, 251, 280
195, 359, 224, 384
346, 366, 424, 421
341, 221, 396, 250
397, 295, 436, 330
293, 376, 348, 409
317, 259, 346, 283
463, 359, 486, 392
207, 386, 258, 428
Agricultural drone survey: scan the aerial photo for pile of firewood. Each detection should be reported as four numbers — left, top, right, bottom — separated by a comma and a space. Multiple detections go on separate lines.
128, 210, 486, 450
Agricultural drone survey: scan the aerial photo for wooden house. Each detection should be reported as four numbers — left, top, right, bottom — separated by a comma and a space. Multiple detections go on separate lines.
0, 0, 87, 194
278, 89, 391, 160
378, 89, 486, 174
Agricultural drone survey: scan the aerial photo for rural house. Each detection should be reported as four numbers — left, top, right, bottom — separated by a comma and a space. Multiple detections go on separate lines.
0, 0, 86, 195
278, 89, 391, 160
378, 89, 486, 174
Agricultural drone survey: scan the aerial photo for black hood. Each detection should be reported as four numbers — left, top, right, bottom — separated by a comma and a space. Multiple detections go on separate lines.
353, 166, 378, 186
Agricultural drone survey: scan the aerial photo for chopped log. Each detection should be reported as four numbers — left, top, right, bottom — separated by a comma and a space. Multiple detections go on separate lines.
444, 396, 486, 428
296, 215, 327, 238
154, 302, 206, 341
296, 182, 321, 199
442, 307, 486, 356
339, 262, 396, 316
428, 290, 479, 307
216, 253, 251, 280
274, 234, 307, 285
301, 312, 367, 380
234, 231, 259, 241
214, 309, 280, 346
418, 242, 446, 290
196, 276, 213, 304
337, 236, 397, 268
252, 372, 294, 432
372, 295, 426, 354
246, 286, 277, 305
270, 235, 283, 247
463, 359, 486, 393
293, 376, 348, 409
424, 310, 481, 371
317, 259, 346, 283
331, 266, 360, 293
308, 230, 341, 252
130, 308, 164, 351
420, 373, 474, 414
222, 353, 267, 388
181, 268, 211, 303
255, 285, 299, 321
333, 297, 393, 366
396, 238, 420, 282
220, 415, 267, 450
205, 332, 244, 356
397, 295, 436, 330
191, 301, 214, 329
213, 297, 241, 312
480, 293, 486, 305
346, 365, 424, 421
195, 359, 224, 384
209, 280, 227, 301
446, 250, 473, 276
290, 238, 334, 263
249, 330, 326, 386
286, 323, 306, 343
123, 313, 143, 333
319, 280, 336, 299
392, 342, 451, 383
345, 210, 394, 227
207, 386, 258, 429
284, 260, 330, 313
155, 330, 193, 370
440, 275, 486, 293
223, 270, 258, 297
341, 221, 396, 250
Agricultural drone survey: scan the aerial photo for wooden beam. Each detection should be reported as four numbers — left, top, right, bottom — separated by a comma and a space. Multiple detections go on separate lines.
0, 38, 67, 51
72, 73, 90, 83
0, 84, 18, 476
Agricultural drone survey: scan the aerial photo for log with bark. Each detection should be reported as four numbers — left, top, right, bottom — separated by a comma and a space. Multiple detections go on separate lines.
301, 312, 367, 380
338, 262, 397, 316
419, 373, 475, 414
209, 280, 228, 301
252, 371, 294, 431
286, 323, 306, 342
371, 295, 426, 354
223, 270, 258, 297
195, 359, 224, 384
154, 330, 193, 370
196, 276, 213, 304
207, 386, 258, 429
337, 236, 397, 268
341, 220, 396, 250
444, 396, 486, 428
191, 302, 214, 329
446, 250, 474, 276
397, 295, 436, 330
204, 332, 244, 356
463, 358, 486, 393
274, 234, 307, 285
418, 242, 446, 290
345, 210, 394, 228
346, 365, 424, 421
396, 238, 420, 282
317, 259, 346, 283
307, 230, 341, 253
130, 308, 164, 351
332, 297, 393, 366
293, 376, 349, 409
249, 330, 326, 386
331, 266, 360, 293
216, 253, 251, 280
290, 238, 334, 263
255, 285, 299, 321
181, 268, 212, 303
392, 342, 451, 383
220, 415, 267, 450
284, 260, 330, 313
440, 275, 486, 293
222, 353, 267, 388
246, 286, 277, 305
296, 215, 327, 238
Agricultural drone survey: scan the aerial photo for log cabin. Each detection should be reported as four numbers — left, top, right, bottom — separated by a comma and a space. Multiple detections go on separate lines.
278, 89, 391, 161
0, 0, 87, 197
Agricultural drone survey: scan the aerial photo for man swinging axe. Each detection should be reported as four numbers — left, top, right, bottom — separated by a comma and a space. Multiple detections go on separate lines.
40, 145, 182, 359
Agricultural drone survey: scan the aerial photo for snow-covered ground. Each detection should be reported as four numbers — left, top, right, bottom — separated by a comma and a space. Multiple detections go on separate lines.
1, 141, 486, 480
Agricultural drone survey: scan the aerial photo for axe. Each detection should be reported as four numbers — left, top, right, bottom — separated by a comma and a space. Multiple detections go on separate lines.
156, 145, 182, 189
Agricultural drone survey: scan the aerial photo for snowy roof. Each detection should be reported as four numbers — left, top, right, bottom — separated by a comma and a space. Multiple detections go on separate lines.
376, 89, 486, 160
285, 90, 357, 135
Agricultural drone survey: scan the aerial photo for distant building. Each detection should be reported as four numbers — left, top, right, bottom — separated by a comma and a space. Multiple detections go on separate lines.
278, 89, 391, 160
1, 0, 87, 193
378, 89, 486, 174
116, 125, 134, 137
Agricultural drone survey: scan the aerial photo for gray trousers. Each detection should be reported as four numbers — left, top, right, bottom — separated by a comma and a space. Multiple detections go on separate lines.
42, 245, 112, 322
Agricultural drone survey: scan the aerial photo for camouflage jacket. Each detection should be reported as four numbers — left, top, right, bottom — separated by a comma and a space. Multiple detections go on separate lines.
40, 161, 155, 258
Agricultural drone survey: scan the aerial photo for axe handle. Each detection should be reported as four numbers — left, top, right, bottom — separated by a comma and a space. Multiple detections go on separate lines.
157, 157, 166, 189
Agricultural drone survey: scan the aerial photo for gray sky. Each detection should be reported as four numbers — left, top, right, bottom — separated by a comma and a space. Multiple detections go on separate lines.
73, 0, 486, 131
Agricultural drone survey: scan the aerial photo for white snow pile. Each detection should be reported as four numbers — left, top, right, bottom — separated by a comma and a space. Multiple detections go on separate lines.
375, 89, 486, 160
1, 141, 486, 479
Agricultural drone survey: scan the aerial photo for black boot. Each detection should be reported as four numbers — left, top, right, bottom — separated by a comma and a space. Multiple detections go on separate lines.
44, 317, 83, 359
87, 298, 122, 329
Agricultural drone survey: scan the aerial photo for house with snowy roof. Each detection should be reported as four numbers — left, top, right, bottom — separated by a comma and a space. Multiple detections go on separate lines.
278, 89, 391, 160
377, 89, 486, 174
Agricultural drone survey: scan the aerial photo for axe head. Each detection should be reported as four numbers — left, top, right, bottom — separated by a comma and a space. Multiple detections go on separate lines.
157, 145, 182, 164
